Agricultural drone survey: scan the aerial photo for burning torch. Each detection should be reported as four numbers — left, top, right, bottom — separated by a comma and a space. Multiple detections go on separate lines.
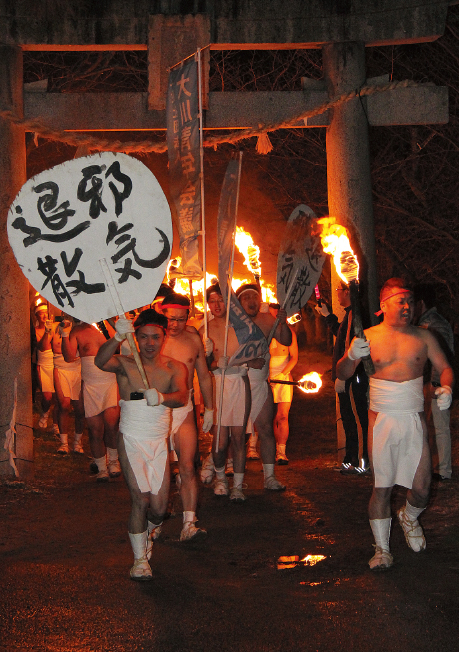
318, 218, 375, 376
270, 372, 322, 394
235, 226, 262, 287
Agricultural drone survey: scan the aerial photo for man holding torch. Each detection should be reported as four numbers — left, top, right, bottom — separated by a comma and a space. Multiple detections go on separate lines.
315, 282, 369, 474
235, 283, 291, 491
336, 278, 454, 570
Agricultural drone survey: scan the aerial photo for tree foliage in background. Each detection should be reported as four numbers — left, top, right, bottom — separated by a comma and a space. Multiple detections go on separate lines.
23, 5, 459, 317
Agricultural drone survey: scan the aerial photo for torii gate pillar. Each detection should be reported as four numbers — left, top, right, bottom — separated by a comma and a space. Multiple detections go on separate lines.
323, 41, 379, 322
0, 45, 33, 478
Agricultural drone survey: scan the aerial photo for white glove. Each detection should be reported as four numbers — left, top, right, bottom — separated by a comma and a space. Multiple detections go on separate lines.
335, 378, 346, 394
435, 386, 452, 411
204, 338, 213, 356
44, 320, 54, 334
58, 320, 72, 338
260, 302, 269, 313
314, 304, 330, 317
115, 317, 135, 342
217, 355, 229, 370
348, 337, 370, 361
144, 388, 164, 407
202, 408, 214, 433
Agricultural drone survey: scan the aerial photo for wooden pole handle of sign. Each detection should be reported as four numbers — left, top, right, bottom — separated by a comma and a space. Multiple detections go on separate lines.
99, 258, 150, 390
216, 151, 243, 453
348, 280, 375, 376
267, 269, 299, 347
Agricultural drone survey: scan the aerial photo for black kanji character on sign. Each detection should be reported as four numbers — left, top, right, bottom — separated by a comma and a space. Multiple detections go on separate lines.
77, 165, 107, 219
105, 162, 132, 217
37, 255, 75, 309
33, 182, 76, 230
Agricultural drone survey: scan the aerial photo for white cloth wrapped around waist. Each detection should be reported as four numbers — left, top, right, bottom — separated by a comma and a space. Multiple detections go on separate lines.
269, 354, 293, 403
119, 398, 171, 494
370, 377, 424, 489
37, 348, 54, 368
213, 365, 247, 377
370, 376, 424, 414
120, 398, 171, 440
212, 371, 248, 427
53, 352, 81, 372
81, 356, 118, 418
37, 348, 54, 392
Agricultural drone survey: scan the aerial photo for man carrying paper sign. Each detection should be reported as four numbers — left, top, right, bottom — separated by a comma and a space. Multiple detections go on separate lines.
95, 309, 188, 581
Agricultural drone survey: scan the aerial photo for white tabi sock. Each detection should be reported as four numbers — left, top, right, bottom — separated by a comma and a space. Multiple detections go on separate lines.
233, 472, 244, 489
215, 466, 226, 480
263, 463, 275, 480
277, 444, 286, 455
106, 447, 119, 462
53, 423, 60, 436
129, 531, 148, 560
59, 433, 68, 445
405, 501, 425, 521
183, 510, 196, 524
74, 432, 83, 444
370, 518, 391, 552
94, 456, 108, 473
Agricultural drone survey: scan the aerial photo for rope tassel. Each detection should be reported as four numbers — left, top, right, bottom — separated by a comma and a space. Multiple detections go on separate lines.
256, 131, 273, 155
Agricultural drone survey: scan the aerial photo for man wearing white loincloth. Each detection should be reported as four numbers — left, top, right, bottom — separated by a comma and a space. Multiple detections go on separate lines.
34, 303, 56, 430
269, 303, 298, 465
39, 313, 85, 454
235, 284, 292, 491
200, 284, 252, 501
95, 309, 188, 581
161, 293, 214, 541
61, 320, 120, 482
337, 278, 454, 571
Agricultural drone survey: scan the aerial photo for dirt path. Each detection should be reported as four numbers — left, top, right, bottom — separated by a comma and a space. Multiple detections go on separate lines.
1, 350, 459, 651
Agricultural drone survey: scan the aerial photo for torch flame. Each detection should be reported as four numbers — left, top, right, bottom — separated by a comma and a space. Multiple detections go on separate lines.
235, 226, 261, 277
287, 313, 301, 325
298, 372, 322, 394
317, 217, 359, 285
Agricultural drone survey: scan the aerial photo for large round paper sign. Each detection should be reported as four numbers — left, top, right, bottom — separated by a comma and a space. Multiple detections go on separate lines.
277, 204, 325, 317
8, 152, 172, 323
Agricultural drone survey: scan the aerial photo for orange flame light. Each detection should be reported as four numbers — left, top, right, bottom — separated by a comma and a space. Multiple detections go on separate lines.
317, 217, 359, 285
235, 226, 261, 277
298, 372, 322, 394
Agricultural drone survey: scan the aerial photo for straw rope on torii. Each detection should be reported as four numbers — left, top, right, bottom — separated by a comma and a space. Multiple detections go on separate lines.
0, 78, 419, 154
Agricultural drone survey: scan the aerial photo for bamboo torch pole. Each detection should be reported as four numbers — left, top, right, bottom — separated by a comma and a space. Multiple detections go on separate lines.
216, 152, 243, 453
99, 258, 150, 389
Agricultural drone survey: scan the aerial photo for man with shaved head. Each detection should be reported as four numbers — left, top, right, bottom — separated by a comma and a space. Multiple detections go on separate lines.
337, 278, 454, 571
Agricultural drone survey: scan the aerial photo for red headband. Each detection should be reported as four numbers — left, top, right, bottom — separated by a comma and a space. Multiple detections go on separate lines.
161, 303, 190, 311
375, 289, 412, 316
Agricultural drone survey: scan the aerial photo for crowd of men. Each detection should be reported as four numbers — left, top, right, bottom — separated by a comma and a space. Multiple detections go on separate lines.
32, 276, 455, 578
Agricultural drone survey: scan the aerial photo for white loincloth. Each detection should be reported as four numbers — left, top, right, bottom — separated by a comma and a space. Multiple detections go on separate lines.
212, 366, 248, 427
120, 399, 171, 494
370, 377, 425, 489
81, 356, 118, 418
248, 353, 270, 424
269, 354, 293, 403
170, 389, 194, 448
37, 349, 54, 393
53, 353, 81, 401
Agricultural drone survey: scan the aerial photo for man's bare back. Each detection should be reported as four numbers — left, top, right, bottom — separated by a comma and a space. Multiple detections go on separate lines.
62, 321, 108, 360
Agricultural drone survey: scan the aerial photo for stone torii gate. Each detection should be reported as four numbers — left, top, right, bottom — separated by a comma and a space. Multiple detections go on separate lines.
0, 0, 452, 476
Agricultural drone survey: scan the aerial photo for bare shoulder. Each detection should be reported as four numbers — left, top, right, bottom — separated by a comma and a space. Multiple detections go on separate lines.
186, 324, 199, 335
161, 354, 187, 373
364, 323, 383, 338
